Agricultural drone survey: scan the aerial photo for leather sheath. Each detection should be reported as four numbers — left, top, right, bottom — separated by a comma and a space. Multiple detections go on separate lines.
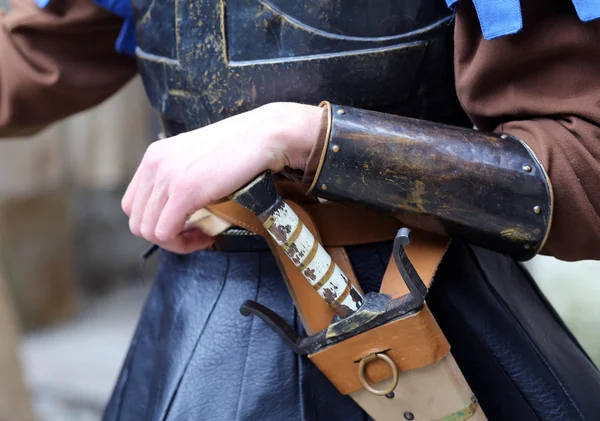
206, 196, 452, 395
308, 306, 449, 395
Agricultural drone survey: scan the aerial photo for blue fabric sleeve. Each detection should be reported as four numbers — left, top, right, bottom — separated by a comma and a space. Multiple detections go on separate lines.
446, 0, 599, 40
89, 0, 137, 56
114, 16, 137, 56
572, 0, 600, 21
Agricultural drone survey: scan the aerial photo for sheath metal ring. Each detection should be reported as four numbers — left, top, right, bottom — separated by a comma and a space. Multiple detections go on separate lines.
358, 353, 399, 396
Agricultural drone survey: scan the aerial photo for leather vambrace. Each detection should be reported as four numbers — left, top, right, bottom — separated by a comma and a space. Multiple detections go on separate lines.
310, 104, 553, 260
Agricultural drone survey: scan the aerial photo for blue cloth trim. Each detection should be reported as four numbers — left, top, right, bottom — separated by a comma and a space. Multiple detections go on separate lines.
115, 18, 137, 56
90, 0, 137, 57
471, 0, 523, 39
446, 0, 600, 40
34, 0, 137, 57
92, 0, 131, 20
446, 0, 522, 39
572, 0, 600, 21
36, 0, 600, 53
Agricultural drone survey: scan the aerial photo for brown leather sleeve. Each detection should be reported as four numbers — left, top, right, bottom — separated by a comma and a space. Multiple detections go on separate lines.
0, 0, 137, 137
454, 0, 600, 261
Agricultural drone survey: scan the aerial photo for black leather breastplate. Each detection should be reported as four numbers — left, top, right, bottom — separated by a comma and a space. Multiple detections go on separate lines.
132, 0, 468, 136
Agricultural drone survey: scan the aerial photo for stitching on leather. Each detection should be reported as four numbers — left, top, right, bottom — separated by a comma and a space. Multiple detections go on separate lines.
213, 211, 254, 231
467, 246, 584, 420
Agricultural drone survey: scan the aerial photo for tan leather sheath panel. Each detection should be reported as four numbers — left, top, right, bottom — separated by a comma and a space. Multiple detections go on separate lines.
207, 201, 266, 236
207, 201, 403, 248
264, 202, 363, 333
308, 306, 450, 395
380, 229, 449, 298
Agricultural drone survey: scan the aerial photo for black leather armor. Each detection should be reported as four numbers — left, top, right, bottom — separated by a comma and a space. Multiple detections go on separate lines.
132, 0, 470, 135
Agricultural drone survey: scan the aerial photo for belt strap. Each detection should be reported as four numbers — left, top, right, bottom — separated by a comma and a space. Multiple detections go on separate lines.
207, 200, 404, 247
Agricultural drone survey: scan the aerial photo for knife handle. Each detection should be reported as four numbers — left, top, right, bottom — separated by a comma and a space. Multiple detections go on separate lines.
231, 172, 364, 318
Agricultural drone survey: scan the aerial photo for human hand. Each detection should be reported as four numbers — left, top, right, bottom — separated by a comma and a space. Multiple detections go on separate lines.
122, 102, 324, 254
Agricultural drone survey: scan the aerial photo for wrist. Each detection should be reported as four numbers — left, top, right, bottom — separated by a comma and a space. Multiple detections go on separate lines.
261, 103, 326, 172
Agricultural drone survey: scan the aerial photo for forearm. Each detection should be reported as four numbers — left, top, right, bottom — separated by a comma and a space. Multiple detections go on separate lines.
0, 0, 137, 137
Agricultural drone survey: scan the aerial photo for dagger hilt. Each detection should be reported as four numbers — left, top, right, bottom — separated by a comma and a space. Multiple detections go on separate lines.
230, 171, 364, 318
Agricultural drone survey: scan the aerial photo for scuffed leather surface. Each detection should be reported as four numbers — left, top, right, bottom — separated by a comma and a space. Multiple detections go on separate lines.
427, 244, 600, 421
104, 241, 600, 421
348, 242, 600, 420
313, 104, 552, 260
103, 249, 367, 421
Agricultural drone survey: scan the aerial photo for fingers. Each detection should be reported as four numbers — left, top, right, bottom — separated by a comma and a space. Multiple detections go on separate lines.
154, 175, 210, 242
121, 105, 290, 251
121, 164, 142, 216
128, 169, 155, 237
155, 228, 216, 254
137, 162, 176, 242
123, 143, 183, 243
139, 183, 169, 243
124, 161, 215, 249
128, 178, 216, 254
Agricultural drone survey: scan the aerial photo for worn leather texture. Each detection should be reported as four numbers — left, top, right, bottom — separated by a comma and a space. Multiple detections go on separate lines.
208, 199, 406, 248
208, 199, 449, 335
102, 249, 368, 421
264, 201, 358, 334
132, 0, 469, 135
103, 240, 600, 421
348, 241, 600, 421
313, 104, 553, 260
309, 306, 449, 395
428, 243, 600, 421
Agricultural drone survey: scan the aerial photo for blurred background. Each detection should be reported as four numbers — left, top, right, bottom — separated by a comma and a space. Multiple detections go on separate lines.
0, 73, 157, 421
0, 2, 599, 421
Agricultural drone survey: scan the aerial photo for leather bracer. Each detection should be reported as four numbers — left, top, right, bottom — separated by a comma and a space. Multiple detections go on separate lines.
310, 104, 553, 260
